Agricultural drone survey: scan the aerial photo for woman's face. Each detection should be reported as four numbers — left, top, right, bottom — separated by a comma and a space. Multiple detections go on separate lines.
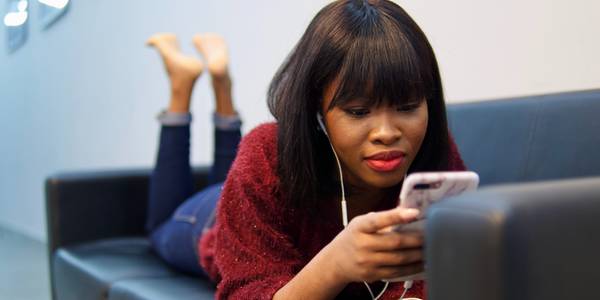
321, 82, 428, 190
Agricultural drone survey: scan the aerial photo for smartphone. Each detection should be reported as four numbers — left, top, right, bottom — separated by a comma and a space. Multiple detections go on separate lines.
383, 171, 479, 282
396, 171, 479, 231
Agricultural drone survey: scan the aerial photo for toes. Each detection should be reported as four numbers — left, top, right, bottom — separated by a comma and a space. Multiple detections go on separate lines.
147, 33, 179, 49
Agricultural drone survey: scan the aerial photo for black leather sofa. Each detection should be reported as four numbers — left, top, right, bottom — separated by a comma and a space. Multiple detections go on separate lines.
46, 89, 600, 300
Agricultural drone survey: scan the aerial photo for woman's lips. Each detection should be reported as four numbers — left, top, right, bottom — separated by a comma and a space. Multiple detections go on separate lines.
365, 151, 405, 172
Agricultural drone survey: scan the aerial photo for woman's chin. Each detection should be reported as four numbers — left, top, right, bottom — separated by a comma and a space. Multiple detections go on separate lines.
362, 171, 405, 189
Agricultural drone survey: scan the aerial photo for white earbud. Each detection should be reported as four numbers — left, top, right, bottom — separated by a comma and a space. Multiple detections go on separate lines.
316, 113, 329, 137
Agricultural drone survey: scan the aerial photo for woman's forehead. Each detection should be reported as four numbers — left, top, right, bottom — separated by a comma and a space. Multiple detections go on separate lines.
322, 77, 425, 111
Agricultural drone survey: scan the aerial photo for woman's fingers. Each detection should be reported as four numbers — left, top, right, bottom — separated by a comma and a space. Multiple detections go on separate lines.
357, 260, 425, 283
352, 249, 423, 275
376, 231, 423, 250
333, 208, 424, 282
352, 208, 420, 234
356, 230, 423, 252
369, 249, 423, 266
375, 261, 425, 281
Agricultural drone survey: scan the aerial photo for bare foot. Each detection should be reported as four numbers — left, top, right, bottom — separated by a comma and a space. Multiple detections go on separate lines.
193, 33, 235, 116
147, 33, 204, 113
192, 33, 229, 81
147, 33, 204, 86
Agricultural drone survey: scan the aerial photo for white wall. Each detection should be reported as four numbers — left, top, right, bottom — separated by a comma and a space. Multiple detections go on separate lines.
402, 0, 600, 102
1, 0, 599, 241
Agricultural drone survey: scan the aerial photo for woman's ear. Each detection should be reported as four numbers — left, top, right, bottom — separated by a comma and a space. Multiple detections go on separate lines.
316, 113, 329, 137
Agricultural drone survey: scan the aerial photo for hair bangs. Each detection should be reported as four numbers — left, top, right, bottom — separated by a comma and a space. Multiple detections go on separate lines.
327, 20, 432, 110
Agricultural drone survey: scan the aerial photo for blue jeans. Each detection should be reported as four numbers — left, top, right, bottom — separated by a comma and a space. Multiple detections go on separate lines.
146, 125, 241, 276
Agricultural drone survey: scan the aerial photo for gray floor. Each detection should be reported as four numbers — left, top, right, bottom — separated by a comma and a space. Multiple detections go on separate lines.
0, 226, 50, 300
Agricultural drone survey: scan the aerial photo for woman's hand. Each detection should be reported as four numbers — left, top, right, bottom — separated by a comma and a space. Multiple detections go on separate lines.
273, 207, 423, 300
324, 207, 424, 283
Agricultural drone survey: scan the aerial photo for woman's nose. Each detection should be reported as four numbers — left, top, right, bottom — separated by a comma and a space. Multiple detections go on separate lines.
369, 114, 402, 145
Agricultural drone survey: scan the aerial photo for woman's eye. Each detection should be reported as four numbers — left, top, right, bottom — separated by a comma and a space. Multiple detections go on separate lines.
397, 104, 419, 112
345, 108, 370, 117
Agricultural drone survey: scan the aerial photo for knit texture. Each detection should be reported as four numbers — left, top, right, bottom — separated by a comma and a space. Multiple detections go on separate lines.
200, 123, 466, 299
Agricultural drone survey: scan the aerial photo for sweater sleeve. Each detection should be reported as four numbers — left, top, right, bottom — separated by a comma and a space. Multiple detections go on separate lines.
210, 123, 302, 300
447, 132, 467, 171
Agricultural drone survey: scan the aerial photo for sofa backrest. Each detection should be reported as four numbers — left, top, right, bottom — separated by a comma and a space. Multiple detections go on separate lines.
447, 89, 600, 186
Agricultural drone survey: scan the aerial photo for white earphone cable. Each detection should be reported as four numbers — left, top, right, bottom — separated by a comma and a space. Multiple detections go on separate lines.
324, 137, 348, 227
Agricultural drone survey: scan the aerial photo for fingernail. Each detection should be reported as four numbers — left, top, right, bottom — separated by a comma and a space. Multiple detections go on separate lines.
401, 208, 420, 218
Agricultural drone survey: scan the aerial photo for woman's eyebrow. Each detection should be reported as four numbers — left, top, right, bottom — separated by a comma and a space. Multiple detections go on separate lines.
401, 101, 423, 106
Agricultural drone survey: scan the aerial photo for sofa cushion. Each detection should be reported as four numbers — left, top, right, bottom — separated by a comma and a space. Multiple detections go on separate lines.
109, 277, 214, 300
448, 89, 600, 186
53, 237, 214, 300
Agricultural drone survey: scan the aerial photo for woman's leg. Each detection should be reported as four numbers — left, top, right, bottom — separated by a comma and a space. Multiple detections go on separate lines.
145, 33, 204, 232
146, 125, 193, 232
146, 33, 241, 276
211, 127, 242, 183
193, 33, 241, 183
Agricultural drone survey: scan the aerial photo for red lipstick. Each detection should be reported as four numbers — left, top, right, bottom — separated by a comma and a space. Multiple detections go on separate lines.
365, 151, 405, 172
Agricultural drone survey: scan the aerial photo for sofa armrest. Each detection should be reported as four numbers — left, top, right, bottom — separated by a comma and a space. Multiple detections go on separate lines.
426, 177, 600, 300
45, 167, 210, 254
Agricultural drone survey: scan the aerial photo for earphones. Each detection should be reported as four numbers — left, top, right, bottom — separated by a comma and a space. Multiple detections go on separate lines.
317, 112, 415, 300
317, 113, 348, 226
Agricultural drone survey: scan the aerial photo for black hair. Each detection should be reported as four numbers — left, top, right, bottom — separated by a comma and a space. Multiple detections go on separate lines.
268, 0, 450, 210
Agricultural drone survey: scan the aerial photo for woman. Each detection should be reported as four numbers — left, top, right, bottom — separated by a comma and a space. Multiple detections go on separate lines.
148, 0, 465, 299
148, 1, 466, 299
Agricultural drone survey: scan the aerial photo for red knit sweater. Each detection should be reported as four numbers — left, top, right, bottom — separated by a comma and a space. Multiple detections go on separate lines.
200, 123, 466, 299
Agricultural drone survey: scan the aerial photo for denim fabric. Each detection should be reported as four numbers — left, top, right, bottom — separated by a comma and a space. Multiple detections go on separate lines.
213, 112, 242, 130
150, 184, 222, 276
156, 110, 192, 126
147, 125, 241, 276
146, 126, 194, 232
